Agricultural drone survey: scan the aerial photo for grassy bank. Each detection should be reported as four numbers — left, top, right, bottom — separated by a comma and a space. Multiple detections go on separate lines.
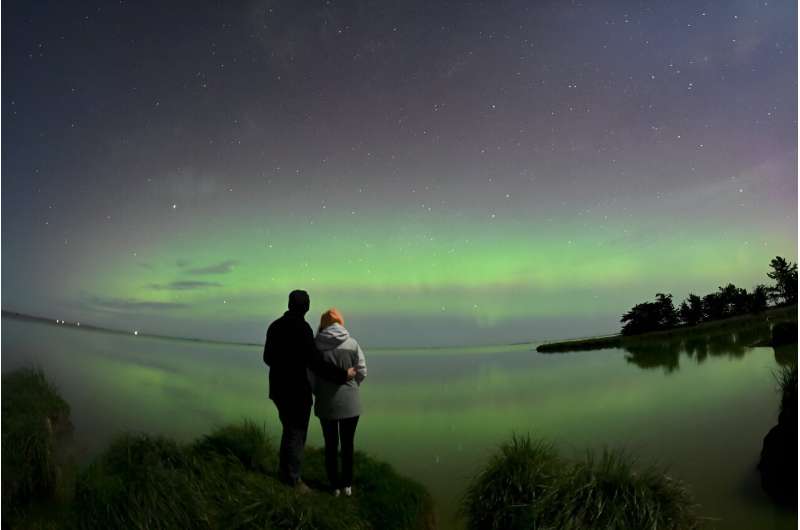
2, 368, 75, 525
74, 422, 434, 530
2, 369, 434, 530
537, 304, 797, 353
462, 435, 701, 530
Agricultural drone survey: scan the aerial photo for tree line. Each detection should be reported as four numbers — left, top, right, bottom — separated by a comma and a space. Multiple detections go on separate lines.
620, 256, 798, 336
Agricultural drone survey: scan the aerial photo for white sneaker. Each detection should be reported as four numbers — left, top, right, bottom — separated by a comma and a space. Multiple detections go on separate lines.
333, 488, 341, 497
344, 486, 352, 497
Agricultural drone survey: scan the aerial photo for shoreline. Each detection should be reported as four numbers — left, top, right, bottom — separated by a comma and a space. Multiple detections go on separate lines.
537, 304, 797, 353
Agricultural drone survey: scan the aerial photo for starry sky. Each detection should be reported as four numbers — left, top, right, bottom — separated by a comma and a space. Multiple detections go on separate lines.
2, 0, 797, 347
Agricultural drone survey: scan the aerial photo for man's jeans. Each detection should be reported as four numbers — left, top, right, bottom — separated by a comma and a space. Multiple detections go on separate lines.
275, 401, 311, 484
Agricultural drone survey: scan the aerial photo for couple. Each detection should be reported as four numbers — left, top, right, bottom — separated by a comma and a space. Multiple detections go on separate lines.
262, 290, 367, 497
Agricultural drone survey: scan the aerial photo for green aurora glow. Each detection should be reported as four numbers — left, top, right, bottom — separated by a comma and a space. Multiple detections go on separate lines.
67, 208, 796, 345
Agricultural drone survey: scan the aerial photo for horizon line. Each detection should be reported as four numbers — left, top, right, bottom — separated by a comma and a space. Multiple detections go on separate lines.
0, 309, 567, 351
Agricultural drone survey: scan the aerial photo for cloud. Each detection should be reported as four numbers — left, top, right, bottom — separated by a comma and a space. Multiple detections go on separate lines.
148, 281, 222, 291
82, 295, 187, 312
185, 260, 239, 275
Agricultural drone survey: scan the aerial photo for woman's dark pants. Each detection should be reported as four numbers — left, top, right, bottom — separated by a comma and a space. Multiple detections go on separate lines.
320, 416, 360, 488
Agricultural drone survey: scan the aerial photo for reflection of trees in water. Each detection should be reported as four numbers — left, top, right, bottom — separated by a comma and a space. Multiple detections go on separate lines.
623, 341, 682, 373
683, 336, 708, 363
623, 322, 775, 373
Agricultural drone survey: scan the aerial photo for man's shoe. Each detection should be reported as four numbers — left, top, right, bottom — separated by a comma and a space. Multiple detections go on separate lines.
344, 486, 352, 497
333, 488, 341, 497
295, 480, 312, 494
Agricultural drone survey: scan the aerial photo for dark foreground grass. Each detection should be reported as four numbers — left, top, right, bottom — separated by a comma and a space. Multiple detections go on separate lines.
73, 421, 434, 530
2, 368, 73, 521
3, 368, 434, 529
462, 435, 700, 530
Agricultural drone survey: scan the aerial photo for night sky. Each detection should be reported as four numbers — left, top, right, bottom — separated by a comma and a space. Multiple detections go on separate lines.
3, 0, 797, 347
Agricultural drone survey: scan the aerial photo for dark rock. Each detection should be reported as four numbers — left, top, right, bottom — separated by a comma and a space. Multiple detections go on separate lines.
771, 321, 797, 347
759, 363, 797, 508
774, 345, 797, 366
758, 423, 798, 508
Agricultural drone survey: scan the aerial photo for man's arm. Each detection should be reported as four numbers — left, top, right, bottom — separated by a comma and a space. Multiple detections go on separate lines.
303, 323, 350, 383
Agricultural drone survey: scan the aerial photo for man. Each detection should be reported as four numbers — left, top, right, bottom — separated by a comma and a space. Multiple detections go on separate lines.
263, 290, 356, 492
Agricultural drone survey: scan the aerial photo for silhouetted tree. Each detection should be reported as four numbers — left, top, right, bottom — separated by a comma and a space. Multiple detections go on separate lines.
729, 284, 751, 315
678, 293, 704, 325
767, 256, 798, 305
655, 293, 679, 327
620, 293, 677, 335
749, 284, 769, 313
619, 256, 793, 335
702, 292, 726, 321
717, 284, 738, 316
621, 302, 660, 335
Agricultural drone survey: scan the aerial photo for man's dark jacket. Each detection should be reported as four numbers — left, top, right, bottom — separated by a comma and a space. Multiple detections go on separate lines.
263, 310, 348, 408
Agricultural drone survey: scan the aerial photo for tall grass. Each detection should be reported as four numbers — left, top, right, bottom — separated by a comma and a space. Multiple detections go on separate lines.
775, 364, 797, 423
2, 368, 72, 518
74, 434, 211, 529
4, 367, 434, 530
191, 419, 276, 474
462, 435, 700, 530
74, 421, 433, 529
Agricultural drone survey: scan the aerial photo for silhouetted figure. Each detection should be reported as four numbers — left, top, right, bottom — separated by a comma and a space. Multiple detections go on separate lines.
309, 308, 367, 497
263, 291, 355, 491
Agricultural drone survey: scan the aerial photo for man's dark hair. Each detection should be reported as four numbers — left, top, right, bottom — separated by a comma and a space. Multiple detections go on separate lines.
288, 290, 310, 314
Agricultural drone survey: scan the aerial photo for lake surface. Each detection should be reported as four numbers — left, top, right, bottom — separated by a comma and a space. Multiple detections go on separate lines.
2, 315, 796, 529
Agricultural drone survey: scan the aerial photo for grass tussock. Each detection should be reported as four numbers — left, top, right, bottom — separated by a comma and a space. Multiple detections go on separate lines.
2, 368, 73, 518
462, 435, 700, 530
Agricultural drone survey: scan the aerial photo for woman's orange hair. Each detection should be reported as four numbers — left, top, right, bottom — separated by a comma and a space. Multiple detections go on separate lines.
319, 308, 344, 332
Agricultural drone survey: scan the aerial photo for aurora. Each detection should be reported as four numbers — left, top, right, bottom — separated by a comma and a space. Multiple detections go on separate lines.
2, 0, 796, 347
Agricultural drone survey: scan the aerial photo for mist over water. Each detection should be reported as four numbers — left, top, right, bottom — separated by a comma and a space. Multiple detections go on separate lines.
2, 315, 795, 529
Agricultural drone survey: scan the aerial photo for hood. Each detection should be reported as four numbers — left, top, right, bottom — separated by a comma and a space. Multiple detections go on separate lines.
315, 323, 350, 349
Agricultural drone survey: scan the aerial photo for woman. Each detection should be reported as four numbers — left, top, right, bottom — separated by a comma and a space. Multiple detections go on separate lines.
310, 308, 367, 497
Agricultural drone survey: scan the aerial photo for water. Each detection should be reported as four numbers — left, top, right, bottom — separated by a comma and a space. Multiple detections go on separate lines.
2, 316, 796, 529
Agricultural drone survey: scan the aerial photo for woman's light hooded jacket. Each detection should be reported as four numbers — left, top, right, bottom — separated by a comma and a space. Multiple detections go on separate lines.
309, 323, 367, 420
